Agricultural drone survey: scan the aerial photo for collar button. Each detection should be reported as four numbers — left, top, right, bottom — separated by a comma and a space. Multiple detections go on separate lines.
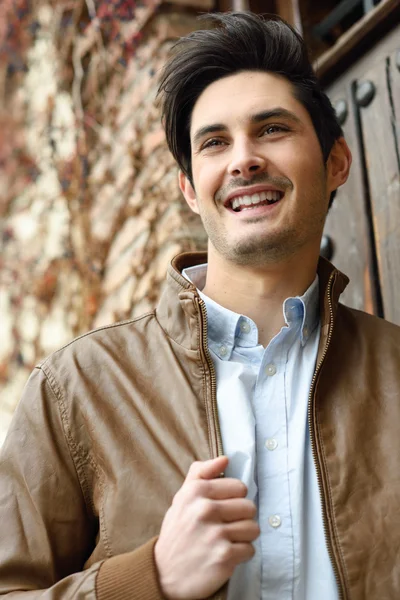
240, 320, 251, 334
219, 345, 228, 358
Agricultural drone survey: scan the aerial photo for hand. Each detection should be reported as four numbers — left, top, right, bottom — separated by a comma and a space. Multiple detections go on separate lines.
154, 456, 259, 600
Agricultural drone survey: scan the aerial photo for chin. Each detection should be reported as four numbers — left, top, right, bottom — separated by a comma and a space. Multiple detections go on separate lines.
217, 233, 302, 265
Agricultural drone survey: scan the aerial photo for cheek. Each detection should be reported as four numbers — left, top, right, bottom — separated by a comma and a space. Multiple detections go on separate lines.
193, 161, 224, 197
274, 143, 321, 184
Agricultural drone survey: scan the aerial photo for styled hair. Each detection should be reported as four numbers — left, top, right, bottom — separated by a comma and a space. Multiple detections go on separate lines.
157, 11, 343, 205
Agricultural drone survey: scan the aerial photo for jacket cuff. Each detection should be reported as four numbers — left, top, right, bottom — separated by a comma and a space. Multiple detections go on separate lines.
96, 537, 164, 600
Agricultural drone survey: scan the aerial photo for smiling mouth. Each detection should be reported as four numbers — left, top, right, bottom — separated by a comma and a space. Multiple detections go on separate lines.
230, 190, 283, 212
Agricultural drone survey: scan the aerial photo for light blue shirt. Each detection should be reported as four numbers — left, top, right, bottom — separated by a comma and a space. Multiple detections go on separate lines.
183, 264, 338, 600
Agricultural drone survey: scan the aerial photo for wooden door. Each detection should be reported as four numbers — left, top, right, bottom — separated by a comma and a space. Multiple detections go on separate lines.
324, 23, 400, 325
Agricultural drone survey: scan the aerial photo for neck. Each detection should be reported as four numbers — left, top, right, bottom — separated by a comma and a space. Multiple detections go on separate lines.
202, 245, 319, 347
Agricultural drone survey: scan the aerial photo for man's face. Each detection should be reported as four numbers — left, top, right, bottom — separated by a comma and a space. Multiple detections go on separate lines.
179, 70, 348, 266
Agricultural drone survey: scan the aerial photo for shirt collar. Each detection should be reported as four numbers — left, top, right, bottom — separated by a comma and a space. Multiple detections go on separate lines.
283, 275, 319, 346
182, 263, 319, 357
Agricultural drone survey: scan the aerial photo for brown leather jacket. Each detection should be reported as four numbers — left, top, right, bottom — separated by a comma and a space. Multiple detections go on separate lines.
1, 252, 400, 600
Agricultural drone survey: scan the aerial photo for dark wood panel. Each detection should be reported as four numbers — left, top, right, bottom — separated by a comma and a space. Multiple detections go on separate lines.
357, 54, 400, 325
314, 0, 400, 85
324, 80, 377, 314
275, 0, 303, 32
389, 48, 400, 149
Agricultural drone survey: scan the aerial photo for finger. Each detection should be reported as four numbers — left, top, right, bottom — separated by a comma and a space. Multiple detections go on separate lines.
204, 478, 248, 500
186, 456, 229, 482
217, 498, 257, 521
227, 542, 256, 566
225, 520, 260, 543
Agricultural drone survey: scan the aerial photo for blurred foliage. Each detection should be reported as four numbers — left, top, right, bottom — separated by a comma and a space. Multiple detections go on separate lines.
0, 0, 206, 425
0, 0, 161, 217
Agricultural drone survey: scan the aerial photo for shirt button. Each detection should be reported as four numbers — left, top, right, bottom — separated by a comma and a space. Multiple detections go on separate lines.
265, 438, 278, 451
219, 345, 228, 357
240, 321, 251, 334
303, 326, 309, 338
265, 363, 277, 376
268, 515, 282, 528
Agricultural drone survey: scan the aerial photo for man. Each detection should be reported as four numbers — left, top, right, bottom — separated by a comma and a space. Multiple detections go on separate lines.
0, 11, 399, 600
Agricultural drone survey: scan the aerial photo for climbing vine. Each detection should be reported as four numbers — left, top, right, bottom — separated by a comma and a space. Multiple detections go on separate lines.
0, 1, 205, 437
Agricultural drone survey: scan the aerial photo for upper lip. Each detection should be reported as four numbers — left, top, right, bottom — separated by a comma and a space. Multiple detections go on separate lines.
223, 184, 285, 207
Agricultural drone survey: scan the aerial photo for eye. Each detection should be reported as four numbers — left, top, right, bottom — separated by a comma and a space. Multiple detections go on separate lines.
201, 138, 225, 150
262, 124, 288, 135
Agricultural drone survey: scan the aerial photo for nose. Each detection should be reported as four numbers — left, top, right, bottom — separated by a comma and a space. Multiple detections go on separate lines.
228, 139, 267, 179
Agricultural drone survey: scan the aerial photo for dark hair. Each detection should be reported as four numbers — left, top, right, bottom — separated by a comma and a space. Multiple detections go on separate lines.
157, 11, 343, 206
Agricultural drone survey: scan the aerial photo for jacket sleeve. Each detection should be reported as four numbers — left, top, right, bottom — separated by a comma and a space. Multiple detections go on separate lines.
0, 367, 164, 600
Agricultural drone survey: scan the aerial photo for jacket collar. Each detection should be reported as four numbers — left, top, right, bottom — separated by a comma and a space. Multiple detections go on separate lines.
156, 252, 349, 351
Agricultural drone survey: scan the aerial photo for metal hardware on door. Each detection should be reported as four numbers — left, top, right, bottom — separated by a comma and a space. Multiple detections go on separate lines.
320, 235, 334, 261
396, 49, 400, 71
334, 99, 348, 125
355, 80, 376, 107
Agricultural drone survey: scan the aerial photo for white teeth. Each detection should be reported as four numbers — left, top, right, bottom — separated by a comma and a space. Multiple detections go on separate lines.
231, 190, 281, 210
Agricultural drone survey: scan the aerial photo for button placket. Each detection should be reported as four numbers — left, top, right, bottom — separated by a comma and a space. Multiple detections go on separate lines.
256, 343, 289, 567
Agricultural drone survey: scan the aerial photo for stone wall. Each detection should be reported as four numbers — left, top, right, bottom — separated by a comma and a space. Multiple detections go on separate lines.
0, 0, 208, 445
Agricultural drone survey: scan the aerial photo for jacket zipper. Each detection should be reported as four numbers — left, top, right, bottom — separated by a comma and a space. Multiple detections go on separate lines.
308, 271, 345, 600
198, 296, 227, 600
198, 297, 224, 458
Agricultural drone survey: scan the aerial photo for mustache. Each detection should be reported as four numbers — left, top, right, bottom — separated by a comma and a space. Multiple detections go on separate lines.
216, 174, 293, 201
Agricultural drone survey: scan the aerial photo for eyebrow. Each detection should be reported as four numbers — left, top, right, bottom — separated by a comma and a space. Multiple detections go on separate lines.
250, 108, 302, 125
192, 107, 302, 148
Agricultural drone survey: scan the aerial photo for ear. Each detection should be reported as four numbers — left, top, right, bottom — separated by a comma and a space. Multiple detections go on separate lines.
178, 170, 200, 215
326, 137, 352, 193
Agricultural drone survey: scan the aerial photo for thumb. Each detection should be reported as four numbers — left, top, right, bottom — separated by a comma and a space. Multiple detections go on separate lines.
186, 456, 229, 482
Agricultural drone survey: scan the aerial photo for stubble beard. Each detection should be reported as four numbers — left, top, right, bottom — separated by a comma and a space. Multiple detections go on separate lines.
199, 186, 328, 267
202, 215, 304, 266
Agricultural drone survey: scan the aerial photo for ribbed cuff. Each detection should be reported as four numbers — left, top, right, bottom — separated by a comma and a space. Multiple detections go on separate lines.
96, 537, 164, 600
